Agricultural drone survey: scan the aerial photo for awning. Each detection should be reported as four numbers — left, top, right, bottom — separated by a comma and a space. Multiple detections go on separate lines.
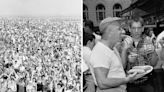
142, 9, 164, 18
120, 0, 164, 17
120, 0, 149, 15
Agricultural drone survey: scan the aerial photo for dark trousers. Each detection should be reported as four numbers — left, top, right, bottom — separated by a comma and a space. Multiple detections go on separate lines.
127, 83, 154, 92
153, 69, 164, 92
127, 73, 154, 92
83, 74, 96, 92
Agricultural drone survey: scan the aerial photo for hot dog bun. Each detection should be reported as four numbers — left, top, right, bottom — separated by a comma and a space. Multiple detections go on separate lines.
132, 65, 152, 72
127, 68, 145, 74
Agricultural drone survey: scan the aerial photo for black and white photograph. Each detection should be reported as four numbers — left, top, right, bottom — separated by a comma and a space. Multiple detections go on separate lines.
83, 0, 164, 92
0, 0, 82, 92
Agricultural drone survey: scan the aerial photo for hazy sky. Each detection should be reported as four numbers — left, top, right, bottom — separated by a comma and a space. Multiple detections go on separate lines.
0, 0, 82, 16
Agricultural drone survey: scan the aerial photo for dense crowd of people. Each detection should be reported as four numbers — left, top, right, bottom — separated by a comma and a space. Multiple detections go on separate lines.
83, 17, 164, 92
0, 17, 81, 92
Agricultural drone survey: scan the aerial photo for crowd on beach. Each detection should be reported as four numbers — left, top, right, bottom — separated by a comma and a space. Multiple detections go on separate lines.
0, 17, 81, 92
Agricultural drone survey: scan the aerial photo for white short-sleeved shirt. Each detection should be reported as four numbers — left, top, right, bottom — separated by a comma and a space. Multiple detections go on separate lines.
156, 31, 164, 56
156, 31, 164, 43
83, 46, 97, 85
93, 33, 101, 43
90, 42, 126, 91
82, 46, 91, 72
82, 59, 89, 72
83, 46, 92, 63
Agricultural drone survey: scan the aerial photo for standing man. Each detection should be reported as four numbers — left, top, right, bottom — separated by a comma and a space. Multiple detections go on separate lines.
90, 17, 138, 92
122, 17, 159, 92
83, 31, 96, 92
156, 30, 164, 54
155, 31, 164, 92
84, 20, 101, 43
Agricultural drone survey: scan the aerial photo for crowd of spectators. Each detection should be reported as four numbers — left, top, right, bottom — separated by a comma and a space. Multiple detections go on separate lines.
0, 17, 81, 92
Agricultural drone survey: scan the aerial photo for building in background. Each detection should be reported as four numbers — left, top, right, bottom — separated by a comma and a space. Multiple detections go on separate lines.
121, 0, 164, 35
83, 0, 131, 26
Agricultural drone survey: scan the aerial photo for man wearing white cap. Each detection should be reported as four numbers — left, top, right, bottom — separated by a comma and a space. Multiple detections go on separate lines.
90, 17, 138, 92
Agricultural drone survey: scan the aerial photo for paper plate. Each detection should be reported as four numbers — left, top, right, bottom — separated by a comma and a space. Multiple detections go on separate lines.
128, 65, 153, 79
133, 65, 153, 74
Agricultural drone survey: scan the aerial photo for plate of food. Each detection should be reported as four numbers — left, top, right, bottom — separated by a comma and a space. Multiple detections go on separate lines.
127, 65, 153, 79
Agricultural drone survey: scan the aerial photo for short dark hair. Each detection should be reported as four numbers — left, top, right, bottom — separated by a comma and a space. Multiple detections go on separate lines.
83, 31, 95, 46
130, 16, 144, 27
84, 20, 94, 30
143, 28, 150, 36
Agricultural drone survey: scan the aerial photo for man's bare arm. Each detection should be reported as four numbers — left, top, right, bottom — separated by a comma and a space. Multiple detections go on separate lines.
150, 51, 159, 67
121, 48, 128, 69
94, 67, 136, 90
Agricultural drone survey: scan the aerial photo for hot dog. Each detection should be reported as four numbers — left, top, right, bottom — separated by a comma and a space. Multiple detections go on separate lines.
132, 66, 151, 72
127, 68, 145, 74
